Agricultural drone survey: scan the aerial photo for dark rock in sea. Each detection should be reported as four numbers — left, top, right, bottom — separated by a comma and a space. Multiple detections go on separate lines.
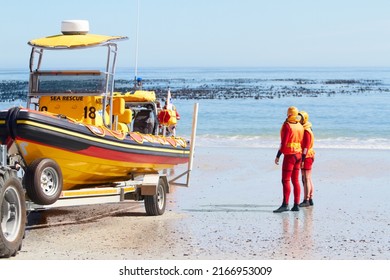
1, 77, 389, 102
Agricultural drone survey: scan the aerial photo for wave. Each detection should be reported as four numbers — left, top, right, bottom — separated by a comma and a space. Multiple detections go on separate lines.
192, 134, 390, 150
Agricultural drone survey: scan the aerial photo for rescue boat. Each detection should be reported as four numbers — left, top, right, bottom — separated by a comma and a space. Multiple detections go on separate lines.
0, 20, 191, 205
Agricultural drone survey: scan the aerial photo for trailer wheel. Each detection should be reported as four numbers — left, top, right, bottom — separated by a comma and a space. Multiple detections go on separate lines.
25, 158, 63, 205
0, 169, 26, 258
144, 178, 166, 216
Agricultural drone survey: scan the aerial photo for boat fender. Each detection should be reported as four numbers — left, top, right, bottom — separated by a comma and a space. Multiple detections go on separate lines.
166, 137, 177, 147
107, 129, 126, 140
86, 124, 106, 137
175, 138, 187, 148
141, 134, 157, 143
156, 136, 168, 145
130, 132, 144, 144
5, 107, 21, 140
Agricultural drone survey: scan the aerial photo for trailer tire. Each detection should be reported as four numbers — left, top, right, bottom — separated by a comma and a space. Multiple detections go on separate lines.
0, 169, 26, 258
144, 178, 166, 216
25, 158, 63, 205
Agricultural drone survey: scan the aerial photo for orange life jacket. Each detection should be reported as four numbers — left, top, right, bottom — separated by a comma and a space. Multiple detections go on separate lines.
304, 128, 315, 158
280, 122, 304, 155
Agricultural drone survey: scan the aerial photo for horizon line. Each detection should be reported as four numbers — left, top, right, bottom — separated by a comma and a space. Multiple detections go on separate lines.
1, 65, 390, 71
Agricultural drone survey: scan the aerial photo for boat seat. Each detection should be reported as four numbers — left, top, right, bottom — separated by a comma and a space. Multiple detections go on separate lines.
119, 109, 132, 123
116, 109, 132, 133
113, 98, 125, 115
109, 98, 127, 131
117, 122, 129, 133
133, 109, 155, 134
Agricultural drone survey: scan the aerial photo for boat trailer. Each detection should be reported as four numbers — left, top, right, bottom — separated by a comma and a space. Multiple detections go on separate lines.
0, 103, 198, 258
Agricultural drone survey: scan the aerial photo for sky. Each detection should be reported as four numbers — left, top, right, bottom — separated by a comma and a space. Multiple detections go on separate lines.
1, 0, 390, 69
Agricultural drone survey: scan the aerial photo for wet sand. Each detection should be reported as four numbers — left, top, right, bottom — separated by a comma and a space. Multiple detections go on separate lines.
170, 147, 390, 260
7, 147, 390, 260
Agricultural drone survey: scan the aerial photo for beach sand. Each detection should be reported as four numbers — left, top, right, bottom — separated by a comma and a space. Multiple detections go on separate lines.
168, 146, 390, 260
8, 147, 390, 260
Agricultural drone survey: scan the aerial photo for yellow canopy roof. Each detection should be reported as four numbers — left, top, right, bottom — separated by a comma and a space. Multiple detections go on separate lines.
28, 34, 128, 49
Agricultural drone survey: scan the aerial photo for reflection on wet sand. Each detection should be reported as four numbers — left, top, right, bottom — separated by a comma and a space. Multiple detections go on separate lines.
273, 208, 314, 259
183, 204, 276, 213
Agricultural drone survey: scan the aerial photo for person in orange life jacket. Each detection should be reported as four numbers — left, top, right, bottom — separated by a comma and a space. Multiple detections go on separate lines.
274, 106, 304, 213
169, 104, 180, 136
298, 111, 315, 207
161, 101, 180, 136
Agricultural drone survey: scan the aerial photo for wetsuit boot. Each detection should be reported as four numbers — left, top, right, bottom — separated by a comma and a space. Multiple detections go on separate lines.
291, 203, 299, 211
273, 203, 289, 213
299, 200, 310, 207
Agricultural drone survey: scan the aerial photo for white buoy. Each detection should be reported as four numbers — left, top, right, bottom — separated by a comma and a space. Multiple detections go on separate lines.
61, 20, 89, 35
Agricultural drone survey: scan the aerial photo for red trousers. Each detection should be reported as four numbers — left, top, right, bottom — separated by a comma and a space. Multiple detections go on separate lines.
281, 154, 301, 205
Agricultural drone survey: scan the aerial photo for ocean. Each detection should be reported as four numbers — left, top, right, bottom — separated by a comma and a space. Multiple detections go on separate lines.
1, 67, 389, 150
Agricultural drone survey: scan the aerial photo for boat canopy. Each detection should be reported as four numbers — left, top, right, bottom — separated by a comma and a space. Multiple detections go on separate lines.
26, 21, 130, 130
28, 34, 128, 49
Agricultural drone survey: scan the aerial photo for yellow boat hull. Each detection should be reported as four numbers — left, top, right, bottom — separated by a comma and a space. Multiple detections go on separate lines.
1, 108, 190, 190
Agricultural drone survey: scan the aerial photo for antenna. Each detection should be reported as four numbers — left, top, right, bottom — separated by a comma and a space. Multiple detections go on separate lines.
134, 0, 140, 88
